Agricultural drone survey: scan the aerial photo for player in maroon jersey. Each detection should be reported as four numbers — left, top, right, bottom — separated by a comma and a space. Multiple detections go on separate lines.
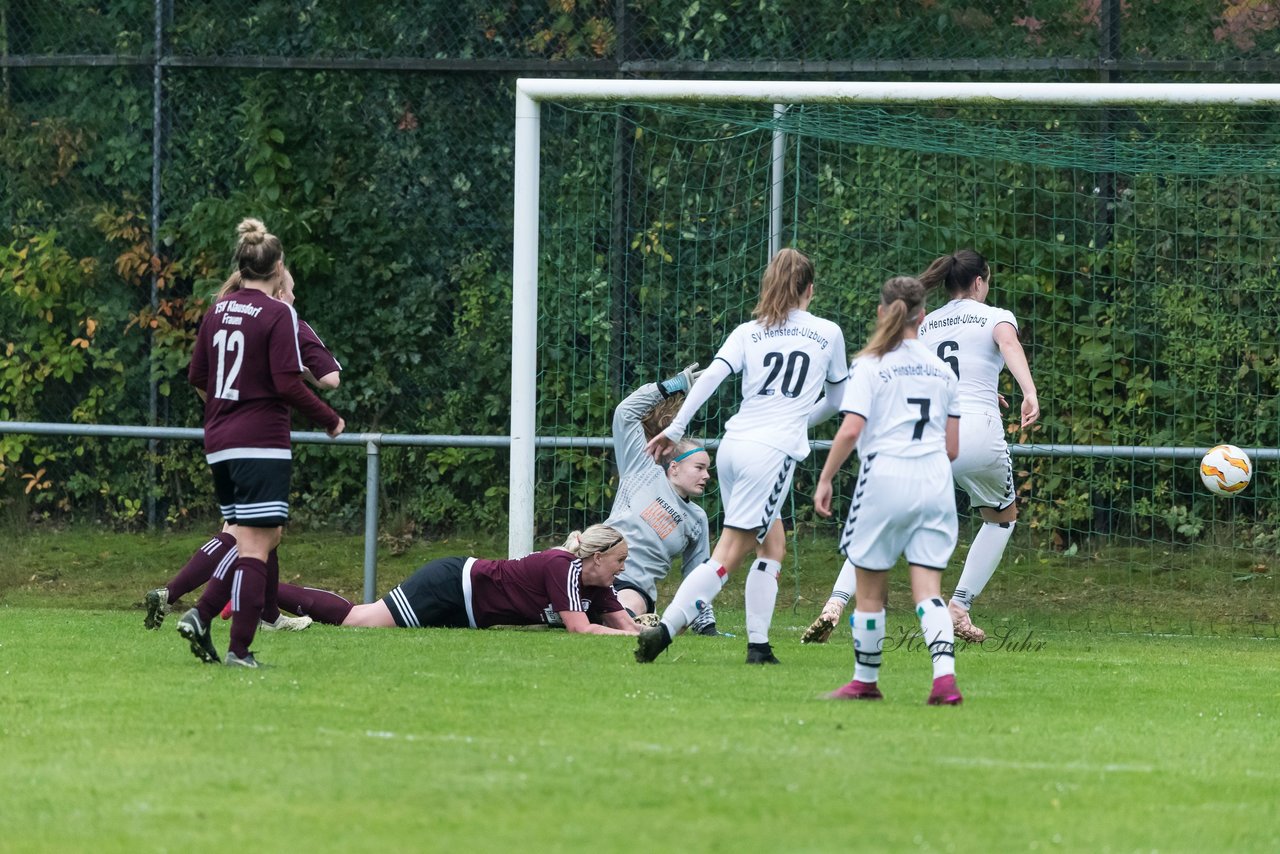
176, 219, 345, 668
143, 267, 340, 634
272, 525, 640, 635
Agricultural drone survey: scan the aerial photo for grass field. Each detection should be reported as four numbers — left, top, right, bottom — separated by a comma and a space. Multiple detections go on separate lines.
2, 528, 1279, 852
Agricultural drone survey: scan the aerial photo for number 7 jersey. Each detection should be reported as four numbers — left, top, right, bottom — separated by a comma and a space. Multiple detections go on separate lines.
716, 308, 847, 460
841, 339, 959, 458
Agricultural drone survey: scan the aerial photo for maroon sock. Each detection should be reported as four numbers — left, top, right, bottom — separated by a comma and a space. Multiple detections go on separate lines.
227, 557, 268, 658
277, 583, 354, 625
167, 532, 237, 600
194, 570, 233, 627
260, 548, 281, 624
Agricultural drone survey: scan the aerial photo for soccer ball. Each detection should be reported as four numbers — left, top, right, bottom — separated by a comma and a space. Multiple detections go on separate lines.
1199, 444, 1252, 496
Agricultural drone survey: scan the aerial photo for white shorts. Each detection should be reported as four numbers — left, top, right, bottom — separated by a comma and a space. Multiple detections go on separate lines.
715, 438, 796, 541
952, 412, 1016, 511
840, 453, 958, 571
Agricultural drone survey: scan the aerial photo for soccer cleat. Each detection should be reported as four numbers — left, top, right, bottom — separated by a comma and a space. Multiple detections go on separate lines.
224, 651, 261, 669
143, 587, 170, 630
689, 608, 719, 637
691, 619, 719, 636
260, 614, 313, 632
220, 601, 233, 620
745, 642, 781, 665
825, 680, 884, 701
176, 608, 220, 664
927, 674, 963, 706
801, 600, 844, 645
949, 602, 987, 643
633, 612, 662, 628
634, 624, 672, 663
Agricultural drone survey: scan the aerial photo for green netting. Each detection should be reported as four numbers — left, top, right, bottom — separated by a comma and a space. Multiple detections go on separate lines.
534, 97, 1280, 637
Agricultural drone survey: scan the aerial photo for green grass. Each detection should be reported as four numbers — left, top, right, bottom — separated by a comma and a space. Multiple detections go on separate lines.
3, 609, 1279, 852
2, 528, 1280, 851
3, 526, 1277, 635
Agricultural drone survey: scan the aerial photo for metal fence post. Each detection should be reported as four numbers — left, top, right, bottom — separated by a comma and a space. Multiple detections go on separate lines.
147, 0, 165, 529
363, 436, 382, 603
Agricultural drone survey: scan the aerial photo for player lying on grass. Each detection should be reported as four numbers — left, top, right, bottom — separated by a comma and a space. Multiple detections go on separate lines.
606, 365, 719, 635
803, 248, 1039, 646
143, 265, 340, 635
254, 375, 714, 636
260, 525, 640, 635
814, 274, 963, 705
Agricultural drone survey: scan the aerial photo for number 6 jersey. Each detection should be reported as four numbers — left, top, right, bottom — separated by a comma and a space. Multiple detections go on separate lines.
918, 298, 1018, 416
188, 288, 339, 462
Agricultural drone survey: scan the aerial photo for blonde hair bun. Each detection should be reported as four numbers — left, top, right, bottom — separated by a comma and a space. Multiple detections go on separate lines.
236, 217, 269, 244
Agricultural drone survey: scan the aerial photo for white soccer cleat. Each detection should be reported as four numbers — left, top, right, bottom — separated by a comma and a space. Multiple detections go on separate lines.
949, 602, 986, 643
260, 614, 313, 632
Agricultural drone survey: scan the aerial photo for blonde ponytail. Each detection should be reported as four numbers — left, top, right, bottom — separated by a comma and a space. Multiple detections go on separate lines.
560, 524, 625, 558
857, 276, 926, 359
753, 248, 814, 329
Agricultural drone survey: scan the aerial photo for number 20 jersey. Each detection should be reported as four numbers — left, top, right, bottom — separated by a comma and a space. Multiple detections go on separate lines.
188, 289, 306, 460
716, 308, 847, 461
918, 298, 1018, 416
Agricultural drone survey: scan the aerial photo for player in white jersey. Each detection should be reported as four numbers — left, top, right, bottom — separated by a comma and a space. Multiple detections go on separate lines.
814, 275, 963, 705
802, 249, 1039, 646
635, 248, 848, 665
607, 366, 716, 633
918, 249, 1039, 642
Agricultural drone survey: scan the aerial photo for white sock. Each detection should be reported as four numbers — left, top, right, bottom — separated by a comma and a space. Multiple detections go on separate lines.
744, 558, 781, 643
950, 520, 1015, 610
851, 609, 886, 683
917, 597, 956, 679
829, 558, 857, 608
660, 560, 728, 636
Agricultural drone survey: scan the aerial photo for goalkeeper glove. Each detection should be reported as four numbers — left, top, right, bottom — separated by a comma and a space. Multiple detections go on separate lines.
658, 362, 703, 398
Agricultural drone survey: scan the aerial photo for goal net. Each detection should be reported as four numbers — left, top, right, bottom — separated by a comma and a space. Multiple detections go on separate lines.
513, 81, 1280, 636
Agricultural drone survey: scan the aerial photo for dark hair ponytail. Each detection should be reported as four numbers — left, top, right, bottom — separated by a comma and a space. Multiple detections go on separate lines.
919, 249, 988, 296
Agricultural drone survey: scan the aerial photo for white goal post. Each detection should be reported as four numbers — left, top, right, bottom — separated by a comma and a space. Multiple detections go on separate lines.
508, 78, 1280, 558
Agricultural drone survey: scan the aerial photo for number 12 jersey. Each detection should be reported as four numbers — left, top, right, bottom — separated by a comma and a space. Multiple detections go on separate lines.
189, 289, 312, 461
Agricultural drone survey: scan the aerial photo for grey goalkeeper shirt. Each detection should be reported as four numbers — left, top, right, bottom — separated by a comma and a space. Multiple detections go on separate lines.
608, 382, 711, 603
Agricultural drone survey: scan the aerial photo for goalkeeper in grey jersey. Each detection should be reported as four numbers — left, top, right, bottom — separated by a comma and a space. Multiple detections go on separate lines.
608, 366, 719, 636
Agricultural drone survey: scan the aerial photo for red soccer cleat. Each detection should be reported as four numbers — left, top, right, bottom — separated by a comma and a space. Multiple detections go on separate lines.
927, 674, 963, 706
220, 601, 233, 620
825, 680, 884, 701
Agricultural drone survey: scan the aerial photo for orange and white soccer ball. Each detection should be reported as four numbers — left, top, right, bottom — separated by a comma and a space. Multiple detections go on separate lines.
1199, 444, 1252, 496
